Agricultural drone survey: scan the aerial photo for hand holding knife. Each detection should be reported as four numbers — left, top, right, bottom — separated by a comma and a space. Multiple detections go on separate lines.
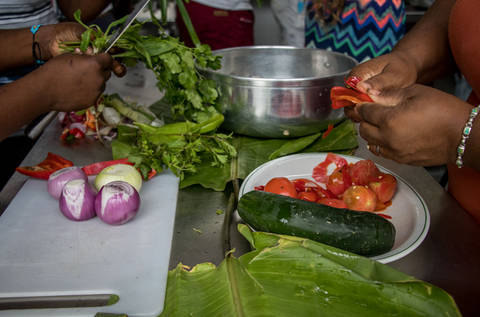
24, 0, 150, 140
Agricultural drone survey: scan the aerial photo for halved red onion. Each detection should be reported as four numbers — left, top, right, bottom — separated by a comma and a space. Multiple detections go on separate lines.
95, 181, 140, 226
48, 166, 88, 200
59, 179, 97, 221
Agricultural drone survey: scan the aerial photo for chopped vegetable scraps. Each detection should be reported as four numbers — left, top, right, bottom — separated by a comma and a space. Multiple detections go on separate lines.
15, 152, 73, 180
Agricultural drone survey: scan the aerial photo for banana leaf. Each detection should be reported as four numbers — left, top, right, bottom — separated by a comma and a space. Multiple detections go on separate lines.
160, 224, 461, 317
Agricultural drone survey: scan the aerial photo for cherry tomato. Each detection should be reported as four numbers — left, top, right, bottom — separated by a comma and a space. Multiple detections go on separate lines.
298, 190, 320, 202
367, 173, 397, 203
348, 160, 380, 186
314, 187, 337, 199
264, 177, 298, 198
317, 198, 348, 209
342, 185, 377, 212
326, 171, 345, 195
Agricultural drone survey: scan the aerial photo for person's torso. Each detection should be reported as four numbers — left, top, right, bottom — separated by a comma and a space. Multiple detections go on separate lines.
0, 0, 58, 29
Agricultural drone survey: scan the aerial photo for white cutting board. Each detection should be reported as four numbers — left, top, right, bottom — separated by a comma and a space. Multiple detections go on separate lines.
0, 170, 179, 317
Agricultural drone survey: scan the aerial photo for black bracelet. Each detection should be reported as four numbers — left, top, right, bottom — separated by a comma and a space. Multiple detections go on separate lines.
31, 25, 45, 68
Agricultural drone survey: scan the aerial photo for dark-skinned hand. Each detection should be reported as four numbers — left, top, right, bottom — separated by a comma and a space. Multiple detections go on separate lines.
353, 84, 473, 167
33, 52, 114, 113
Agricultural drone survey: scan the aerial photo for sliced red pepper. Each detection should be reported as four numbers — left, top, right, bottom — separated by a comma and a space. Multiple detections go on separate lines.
82, 158, 134, 175
330, 76, 373, 109
322, 124, 334, 139
15, 152, 74, 180
312, 153, 348, 183
254, 185, 265, 191
82, 158, 158, 180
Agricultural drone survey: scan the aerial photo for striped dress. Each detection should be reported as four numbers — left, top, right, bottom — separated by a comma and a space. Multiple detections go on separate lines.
305, 0, 405, 63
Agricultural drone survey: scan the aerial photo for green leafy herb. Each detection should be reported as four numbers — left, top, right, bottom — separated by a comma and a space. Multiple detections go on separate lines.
216, 209, 224, 215
62, 10, 223, 124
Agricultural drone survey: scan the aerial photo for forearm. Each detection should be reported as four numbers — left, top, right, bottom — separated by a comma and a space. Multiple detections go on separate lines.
0, 29, 35, 73
57, 0, 112, 23
392, 0, 458, 84
0, 70, 53, 141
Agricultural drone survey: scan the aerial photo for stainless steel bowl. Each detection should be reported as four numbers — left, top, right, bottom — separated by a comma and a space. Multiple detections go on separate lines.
197, 46, 358, 138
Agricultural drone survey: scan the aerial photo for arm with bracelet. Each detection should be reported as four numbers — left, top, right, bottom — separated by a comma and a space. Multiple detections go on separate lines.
0, 23, 126, 142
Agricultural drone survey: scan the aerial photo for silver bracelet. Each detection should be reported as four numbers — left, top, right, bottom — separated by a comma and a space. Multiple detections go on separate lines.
456, 105, 480, 168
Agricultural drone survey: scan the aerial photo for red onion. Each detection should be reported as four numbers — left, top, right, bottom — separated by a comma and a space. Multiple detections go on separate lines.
95, 181, 140, 226
59, 179, 97, 221
48, 166, 88, 200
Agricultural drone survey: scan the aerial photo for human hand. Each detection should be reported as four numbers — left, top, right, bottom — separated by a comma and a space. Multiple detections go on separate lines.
39, 23, 126, 78
36, 52, 113, 112
344, 51, 420, 122
354, 84, 473, 167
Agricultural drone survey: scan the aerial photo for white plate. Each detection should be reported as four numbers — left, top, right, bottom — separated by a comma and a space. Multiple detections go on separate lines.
239, 153, 430, 264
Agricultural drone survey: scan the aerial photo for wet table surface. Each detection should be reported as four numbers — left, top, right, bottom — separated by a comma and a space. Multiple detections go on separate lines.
1, 65, 479, 316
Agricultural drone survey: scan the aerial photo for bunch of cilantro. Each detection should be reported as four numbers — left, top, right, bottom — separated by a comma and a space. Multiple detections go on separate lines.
61, 10, 236, 179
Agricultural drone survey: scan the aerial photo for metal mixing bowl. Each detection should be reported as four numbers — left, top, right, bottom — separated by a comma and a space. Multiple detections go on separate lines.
197, 46, 358, 138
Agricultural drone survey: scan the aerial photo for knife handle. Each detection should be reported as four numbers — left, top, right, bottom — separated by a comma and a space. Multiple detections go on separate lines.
24, 111, 58, 139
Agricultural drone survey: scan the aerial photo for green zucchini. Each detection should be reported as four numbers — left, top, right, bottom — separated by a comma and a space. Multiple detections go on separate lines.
238, 190, 396, 256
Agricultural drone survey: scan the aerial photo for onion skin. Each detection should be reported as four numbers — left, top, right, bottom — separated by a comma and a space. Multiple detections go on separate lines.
48, 166, 88, 200
95, 181, 141, 226
59, 179, 97, 221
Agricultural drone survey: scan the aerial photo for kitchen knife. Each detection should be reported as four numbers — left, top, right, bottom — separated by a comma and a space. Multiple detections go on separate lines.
24, 0, 150, 140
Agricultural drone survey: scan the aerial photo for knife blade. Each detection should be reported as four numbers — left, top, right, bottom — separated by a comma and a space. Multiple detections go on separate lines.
104, 0, 150, 53
24, 0, 150, 140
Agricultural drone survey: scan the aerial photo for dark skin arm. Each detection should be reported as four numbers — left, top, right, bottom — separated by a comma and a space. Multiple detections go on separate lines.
56, 0, 112, 23
346, 0, 458, 98
342, 0, 480, 172
0, 23, 127, 141
0, 23, 125, 76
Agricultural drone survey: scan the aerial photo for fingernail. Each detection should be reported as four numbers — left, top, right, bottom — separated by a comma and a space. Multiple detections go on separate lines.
367, 89, 380, 96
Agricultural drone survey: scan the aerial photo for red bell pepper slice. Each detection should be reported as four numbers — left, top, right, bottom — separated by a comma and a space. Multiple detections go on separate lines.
330, 76, 373, 109
322, 124, 334, 139
82, 158, 134, 175
82, 158, 158, 180
15, 152, 74, 180
312, 153, 348, 183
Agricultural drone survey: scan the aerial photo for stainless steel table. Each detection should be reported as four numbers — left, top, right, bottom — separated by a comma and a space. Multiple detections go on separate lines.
1, 67, 479, 316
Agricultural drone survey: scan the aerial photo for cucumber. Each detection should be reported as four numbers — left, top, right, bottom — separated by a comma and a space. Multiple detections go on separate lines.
238, 190, 396, 256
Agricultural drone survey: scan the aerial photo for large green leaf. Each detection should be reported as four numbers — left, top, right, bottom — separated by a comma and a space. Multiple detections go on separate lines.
160, 224, 461, 317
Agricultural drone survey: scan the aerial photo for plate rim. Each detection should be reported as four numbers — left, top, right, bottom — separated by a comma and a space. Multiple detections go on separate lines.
239, 153, 430, 264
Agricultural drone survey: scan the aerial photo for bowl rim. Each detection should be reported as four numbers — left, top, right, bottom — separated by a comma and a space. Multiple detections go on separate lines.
196, 46, 359, 87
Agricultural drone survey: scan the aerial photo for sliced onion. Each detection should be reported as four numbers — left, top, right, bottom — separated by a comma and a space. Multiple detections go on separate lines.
48, 166, 88, 200
102, 107, 122, 126
94, 164, 142, 192
59, 179, 97, 221
95, 181, 140, 226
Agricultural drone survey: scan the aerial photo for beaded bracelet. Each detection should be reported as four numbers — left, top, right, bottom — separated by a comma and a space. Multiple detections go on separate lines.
456, 105, 480, 168
31, 25, 45, 68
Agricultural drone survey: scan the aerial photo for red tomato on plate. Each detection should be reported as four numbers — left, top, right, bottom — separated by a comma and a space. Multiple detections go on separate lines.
264, 177, 298, 198
348, 160, 380, 186
367, 173, 397, 203
317, 198, 348, 209
298, 190, 320, 202
342, 185, 377, 212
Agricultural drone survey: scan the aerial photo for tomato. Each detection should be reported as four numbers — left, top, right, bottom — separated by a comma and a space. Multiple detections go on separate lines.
312, 153, 348, 183
291, 178, 321, 192
326, 171, 345, 195
342, 185, 377, 212
348, 160, 380, 186
314, 187, 338, 199
367, 173, 397, 203
298, 190, 320, 202
254, 185, 265, 191
264, 177, 298, 198
317, 198, 348, 209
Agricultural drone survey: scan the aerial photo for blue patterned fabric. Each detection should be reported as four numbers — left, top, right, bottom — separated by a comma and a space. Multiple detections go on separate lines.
305, 0, 406, 63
